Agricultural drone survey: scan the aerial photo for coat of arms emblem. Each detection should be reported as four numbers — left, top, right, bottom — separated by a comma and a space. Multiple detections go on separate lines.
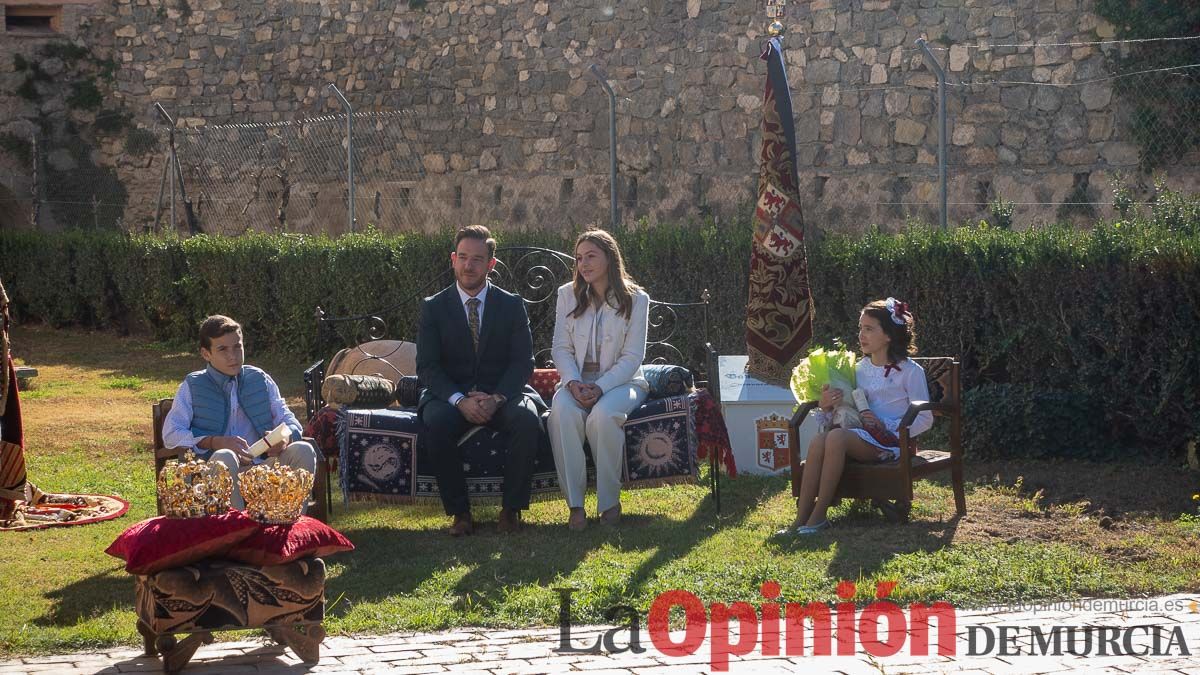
755, 414, 790, 472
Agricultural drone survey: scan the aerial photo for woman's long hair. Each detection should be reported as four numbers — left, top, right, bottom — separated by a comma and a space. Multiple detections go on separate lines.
570, 229, 641, 320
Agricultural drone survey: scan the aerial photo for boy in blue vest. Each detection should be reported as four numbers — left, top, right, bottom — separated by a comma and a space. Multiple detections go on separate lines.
162, 315, 317, 510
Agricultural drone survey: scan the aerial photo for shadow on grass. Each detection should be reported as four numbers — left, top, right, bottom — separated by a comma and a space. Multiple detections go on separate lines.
611, 479, 761, 593
766, 494, 962, 581
324, 475, 759, 621
33, 569, 134, 628
326, 518, 596, 607
824, 514, 961, 582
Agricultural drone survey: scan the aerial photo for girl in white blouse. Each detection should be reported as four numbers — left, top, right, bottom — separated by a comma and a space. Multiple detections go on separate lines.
788, 298, 933, 535
548, 230, 650, 531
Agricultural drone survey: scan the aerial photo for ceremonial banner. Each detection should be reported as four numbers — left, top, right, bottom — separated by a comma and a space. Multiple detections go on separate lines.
745, 36, 814, 385
0, 276, 25, 516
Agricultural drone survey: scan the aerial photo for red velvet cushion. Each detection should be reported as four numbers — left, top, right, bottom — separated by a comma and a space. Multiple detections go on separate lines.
529, 368, 561, 404
226, 516, 355, 566
105, 511, 259, 575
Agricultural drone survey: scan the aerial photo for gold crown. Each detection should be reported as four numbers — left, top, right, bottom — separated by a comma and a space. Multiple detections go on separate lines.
157, 451, 234, 518
240, 462, 314, 525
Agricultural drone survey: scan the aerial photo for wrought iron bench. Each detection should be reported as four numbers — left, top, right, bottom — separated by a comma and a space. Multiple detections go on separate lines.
302, 246, 728, 512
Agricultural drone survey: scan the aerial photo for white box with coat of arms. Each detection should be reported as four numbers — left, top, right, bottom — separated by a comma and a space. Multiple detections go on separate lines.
717, 355, 820, 475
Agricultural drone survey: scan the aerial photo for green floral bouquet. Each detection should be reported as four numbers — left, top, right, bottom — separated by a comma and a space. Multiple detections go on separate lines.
789, 346, 858, 404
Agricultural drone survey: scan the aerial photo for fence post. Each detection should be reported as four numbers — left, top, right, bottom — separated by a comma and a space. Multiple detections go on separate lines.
169, 152, 176, 230
917, 38, 948, 230
155, 103, 199, 235
327, 83, 356, 234
30, 131, 40, 228
153, 150, 169, 232
588, 64, 619, 229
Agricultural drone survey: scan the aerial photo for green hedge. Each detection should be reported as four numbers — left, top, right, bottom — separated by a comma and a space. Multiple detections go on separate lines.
1, 198, 1198, 457
962, 384, 1111, 460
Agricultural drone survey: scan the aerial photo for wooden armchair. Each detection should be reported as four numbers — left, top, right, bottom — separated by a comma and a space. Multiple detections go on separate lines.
152, 399, 330, 523
788, 357, 965, 523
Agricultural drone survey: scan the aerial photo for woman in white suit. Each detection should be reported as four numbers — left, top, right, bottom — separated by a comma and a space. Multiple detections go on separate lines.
548, 229, 649, 531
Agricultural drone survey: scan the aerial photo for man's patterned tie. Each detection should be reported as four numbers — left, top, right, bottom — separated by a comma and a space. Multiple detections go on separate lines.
466, 298, 481, 351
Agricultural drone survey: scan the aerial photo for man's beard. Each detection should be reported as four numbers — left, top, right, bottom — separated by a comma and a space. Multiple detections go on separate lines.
457, 274, 486, 293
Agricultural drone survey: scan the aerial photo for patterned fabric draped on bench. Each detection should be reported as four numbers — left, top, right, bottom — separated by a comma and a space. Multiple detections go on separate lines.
333, 393, 700, 504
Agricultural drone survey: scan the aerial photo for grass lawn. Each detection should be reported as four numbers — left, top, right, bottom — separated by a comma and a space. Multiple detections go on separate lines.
2, 324, 1198, 657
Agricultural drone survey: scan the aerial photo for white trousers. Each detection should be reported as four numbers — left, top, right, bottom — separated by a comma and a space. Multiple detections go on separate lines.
210, 440, 319, 511
547, 383, 647, 512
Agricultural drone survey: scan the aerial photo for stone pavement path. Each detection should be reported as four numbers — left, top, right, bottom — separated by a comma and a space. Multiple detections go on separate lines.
5, 593, 1199, 674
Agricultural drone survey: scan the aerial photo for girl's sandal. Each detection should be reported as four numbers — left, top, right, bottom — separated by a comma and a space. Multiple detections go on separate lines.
796, 520, 831, 535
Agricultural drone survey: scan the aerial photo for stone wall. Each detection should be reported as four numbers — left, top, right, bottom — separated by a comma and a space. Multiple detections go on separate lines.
0, 0, 1197, 232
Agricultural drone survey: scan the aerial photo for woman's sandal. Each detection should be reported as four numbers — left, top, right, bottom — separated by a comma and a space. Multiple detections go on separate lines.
599, 504, 622, 525
567, 508, 588, 531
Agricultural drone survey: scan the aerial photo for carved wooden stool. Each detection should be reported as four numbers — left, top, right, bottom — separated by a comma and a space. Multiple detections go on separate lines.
134, 557, 326, 673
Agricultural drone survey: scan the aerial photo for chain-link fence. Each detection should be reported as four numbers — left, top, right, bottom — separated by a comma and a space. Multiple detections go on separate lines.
0, 118, 133, 230
150, 77, 760, 236
2, 31, 1197, 235
174, 111, 421, 234
922, 33, 1200, 228
168, 110, 620, 235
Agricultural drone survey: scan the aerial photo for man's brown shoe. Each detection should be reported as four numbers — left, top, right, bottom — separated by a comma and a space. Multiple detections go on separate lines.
449, 512, 474, 537
497, 508, 522, 533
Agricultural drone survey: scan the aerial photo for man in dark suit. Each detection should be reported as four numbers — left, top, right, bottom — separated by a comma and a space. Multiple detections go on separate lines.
417, 225, 542, 536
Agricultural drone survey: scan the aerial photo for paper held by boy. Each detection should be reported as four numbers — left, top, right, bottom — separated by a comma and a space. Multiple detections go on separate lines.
246, 423, 293, 459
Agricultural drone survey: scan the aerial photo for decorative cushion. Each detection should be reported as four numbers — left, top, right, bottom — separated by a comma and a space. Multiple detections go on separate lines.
105, 511, 259, 575
642, 365, 694, 399
226, 515, 355, 566
321, 374, 395, 410
135, 557, 326, 634
529, 369, 561, 404
395, 375, 422, 408
327, 340, 417, 380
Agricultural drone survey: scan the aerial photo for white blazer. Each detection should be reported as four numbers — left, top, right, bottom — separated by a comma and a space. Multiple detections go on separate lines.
551, 282, 649, 394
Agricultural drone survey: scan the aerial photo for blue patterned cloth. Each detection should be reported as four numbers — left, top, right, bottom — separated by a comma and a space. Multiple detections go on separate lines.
338, 393, 698, 504
621, 394, 698, 485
